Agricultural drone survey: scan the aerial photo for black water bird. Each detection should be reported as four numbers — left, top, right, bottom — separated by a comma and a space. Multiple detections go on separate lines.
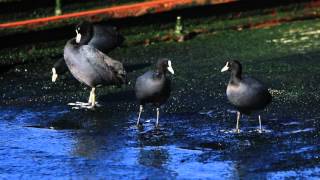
63, 38, 126, 108
221, 60, 272, 133
135, 59, 174, 127
52, 21, 125, 82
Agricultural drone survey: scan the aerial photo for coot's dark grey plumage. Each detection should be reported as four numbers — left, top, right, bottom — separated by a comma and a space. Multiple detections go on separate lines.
135, 59, 174, 127
52, 21, 125, 82
64, 38, 126, 108
221, 60, 271, 133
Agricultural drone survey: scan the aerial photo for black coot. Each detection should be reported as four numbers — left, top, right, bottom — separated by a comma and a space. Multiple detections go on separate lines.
64, 38, 126, 108
51, 57, 68, 82
221, 60, 271, 133
135, 59, 174, 127
52, 21, 125, 82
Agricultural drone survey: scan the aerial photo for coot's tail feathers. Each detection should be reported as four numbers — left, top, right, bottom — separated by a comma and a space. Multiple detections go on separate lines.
107, 26, 125, 46
100, 25, 125, 47
117, 34, 125, 47
104, 57, 127, 85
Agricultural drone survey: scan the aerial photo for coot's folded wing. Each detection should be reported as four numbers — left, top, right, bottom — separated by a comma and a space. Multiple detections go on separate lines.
79, 45, 113, 81
79, 45, 126, 84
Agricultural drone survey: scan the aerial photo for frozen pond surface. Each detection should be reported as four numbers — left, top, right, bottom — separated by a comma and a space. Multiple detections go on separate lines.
0, 105, 319, 179
0, 16, 320, 179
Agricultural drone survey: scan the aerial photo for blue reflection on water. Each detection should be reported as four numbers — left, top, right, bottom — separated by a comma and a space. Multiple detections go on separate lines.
0, 106, 319, 179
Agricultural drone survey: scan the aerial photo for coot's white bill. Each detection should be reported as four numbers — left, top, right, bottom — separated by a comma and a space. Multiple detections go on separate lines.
167, 60, 174, 74
221, 62, 229, 72
52, 68, 58, 82
75, 30, 81, 43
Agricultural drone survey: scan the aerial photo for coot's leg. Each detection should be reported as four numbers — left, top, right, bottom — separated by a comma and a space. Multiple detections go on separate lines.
89, 87, 96, 108
136, 105, 143, 126
258, 115, 262, 133
236, 111, 241, 133
156, 107, 160, 128
88, 89, 94, 104
88, 91, 92, 104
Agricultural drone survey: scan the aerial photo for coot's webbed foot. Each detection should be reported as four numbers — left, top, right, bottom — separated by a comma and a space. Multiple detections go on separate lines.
136, 105, 143, 126
68, 102, 92, 109
68, 88, 99, 109
235, 111, 241, 133
68, 102, 101, 109
258, 115, 263, 133
156, 107, 160, 128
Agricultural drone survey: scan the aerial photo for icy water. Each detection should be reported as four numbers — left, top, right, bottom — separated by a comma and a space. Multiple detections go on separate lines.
0, 19, 320, 178
0, 105, 319, 179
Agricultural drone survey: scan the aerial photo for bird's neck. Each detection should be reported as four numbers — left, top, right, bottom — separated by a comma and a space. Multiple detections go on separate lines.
154, 70, 165, 79
79, 27, 93, 45
230, 70, 242, 85
67, 39, 79, 48
79, 34, 91, 45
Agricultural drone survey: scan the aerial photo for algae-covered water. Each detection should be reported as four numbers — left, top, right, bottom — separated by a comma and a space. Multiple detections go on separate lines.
0, 7, 320, 179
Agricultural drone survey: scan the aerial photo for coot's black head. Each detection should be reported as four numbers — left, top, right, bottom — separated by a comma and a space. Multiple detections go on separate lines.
221, 60, 242, 79
156, 58, 175, 75
75, 21, 93, 44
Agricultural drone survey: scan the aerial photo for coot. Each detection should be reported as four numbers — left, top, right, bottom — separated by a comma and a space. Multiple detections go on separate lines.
221, 60, 271, 133
52, 21, 125, 82
52, 57, 68, 82
135, 59, 174, 127
64, 38, 126, 108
